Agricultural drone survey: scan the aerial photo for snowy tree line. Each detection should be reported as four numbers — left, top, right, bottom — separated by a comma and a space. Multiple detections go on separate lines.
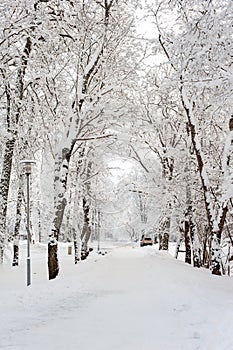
0, 0, 233, 279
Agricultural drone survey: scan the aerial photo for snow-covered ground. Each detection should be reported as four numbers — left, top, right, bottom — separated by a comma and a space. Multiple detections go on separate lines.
1, 241, 233, 350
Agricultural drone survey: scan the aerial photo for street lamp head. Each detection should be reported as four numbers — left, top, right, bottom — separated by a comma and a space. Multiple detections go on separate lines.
20, 160, 36, 175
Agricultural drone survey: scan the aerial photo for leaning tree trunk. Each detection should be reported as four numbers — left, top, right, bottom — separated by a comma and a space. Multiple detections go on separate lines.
48, 148, 71, 280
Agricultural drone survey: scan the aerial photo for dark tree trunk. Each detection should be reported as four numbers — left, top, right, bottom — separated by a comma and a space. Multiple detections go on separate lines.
74, 240, 79, 264
48, 149, 71, 280
0, 138, 16, 262
12, 241, 19, 267
48, 232, 59, 280
159, 216, 170, 251
189, 219, 201, 268
193, 250, 201, 268
81, 197, 91, 260
159, 232, 169, 251
184, 220, 192, 264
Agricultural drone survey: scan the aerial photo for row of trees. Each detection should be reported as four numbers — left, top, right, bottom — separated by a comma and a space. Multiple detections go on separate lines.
137, 0, 233, 275
0, 0, 232, 279
0, 0, 141, 278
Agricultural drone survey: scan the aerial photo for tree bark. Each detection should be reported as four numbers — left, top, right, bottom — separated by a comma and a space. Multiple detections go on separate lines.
192, 231, 201, 268
159, 152, 173, 251
0, 138, 16, 262
12, 240, 19, 267
159, 216, 170, 251
48, 148, 71, 280
81, 197, 91, 260
184, 220, 192, 264
74, 239, 80, 264
48, 234, 59, 280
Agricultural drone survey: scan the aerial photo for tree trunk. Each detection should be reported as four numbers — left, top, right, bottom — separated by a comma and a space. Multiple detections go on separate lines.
74, 239, 80, 264
72, 188, 81, 264
48, 196, 67, 279
48, 148, 71, 280
0, 138, 16, 263
12, 240, 19, 267
192, 231, 201, 268
48, 238, 59, 280
81, 197, 91, 260
211, 234, 222, 276
189, 216, 201, 268
158, 153, 174, 251
48, 233, 59, 280
184, 220, 192, 264
159, 216, 170, 251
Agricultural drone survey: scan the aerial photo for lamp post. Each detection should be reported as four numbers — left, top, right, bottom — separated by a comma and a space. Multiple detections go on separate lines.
20, 160, 36, 286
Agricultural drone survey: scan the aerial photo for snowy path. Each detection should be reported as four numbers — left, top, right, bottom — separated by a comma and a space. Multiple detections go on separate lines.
1, 244, 233, 350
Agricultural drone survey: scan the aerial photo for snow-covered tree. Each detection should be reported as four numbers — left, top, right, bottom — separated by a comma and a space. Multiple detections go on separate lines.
144, 0, 233, 274
27, 0, 140, 279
